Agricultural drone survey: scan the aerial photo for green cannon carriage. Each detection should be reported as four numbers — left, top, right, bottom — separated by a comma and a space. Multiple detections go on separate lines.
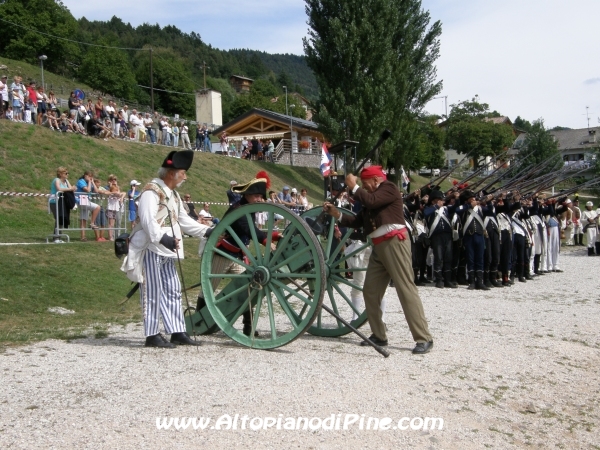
184, 202, 372, 350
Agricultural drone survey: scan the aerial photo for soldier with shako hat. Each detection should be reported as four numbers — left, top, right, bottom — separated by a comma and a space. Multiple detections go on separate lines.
122, 150, 210, 348
456, 189, 490, 290
424, 189, 460, 288
196, 171, 282, 337
324, 165, 434, 354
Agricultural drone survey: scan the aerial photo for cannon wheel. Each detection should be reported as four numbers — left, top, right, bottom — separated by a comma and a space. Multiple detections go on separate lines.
300, 206, 370, 337
198, 203, 326, 349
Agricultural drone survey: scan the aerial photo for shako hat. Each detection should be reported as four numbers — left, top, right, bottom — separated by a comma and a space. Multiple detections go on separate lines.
429, 190, 444, 201
162, 150, 194, 171
232, 170, 271, 200
459, 189, 476, 203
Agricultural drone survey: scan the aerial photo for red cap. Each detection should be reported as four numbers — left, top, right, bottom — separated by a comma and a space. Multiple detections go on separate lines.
360, 166, 386, 180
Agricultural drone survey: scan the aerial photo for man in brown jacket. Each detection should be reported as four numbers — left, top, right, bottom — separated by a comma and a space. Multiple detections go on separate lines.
324, 166, 433, 354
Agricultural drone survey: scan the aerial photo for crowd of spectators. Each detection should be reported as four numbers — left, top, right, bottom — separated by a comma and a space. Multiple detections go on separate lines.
0, 75, 214, 150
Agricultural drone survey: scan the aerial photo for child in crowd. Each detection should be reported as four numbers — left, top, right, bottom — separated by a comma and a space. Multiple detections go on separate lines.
5, 106, 13, 121
106, 175, 125, 241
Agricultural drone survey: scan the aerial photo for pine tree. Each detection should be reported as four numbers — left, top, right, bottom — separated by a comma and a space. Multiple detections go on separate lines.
303, 0, 442, 171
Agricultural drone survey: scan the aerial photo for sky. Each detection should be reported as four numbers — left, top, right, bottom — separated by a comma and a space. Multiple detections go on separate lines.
61, 0, 600, 130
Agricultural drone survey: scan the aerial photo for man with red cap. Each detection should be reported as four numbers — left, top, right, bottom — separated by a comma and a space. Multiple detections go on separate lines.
324, 166, 434, 354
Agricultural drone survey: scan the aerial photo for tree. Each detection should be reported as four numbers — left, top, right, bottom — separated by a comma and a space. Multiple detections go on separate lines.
133, 47, 196, 117
0, 0, 80, 74
445, 96, 515, 167
79, 45, 136, 99
516, 119, 560, 170
415, 114, 445, 170
303, 0, 443, 173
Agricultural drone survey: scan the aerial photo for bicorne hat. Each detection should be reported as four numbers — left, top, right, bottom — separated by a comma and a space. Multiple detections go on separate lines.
231, 171, 271, 200
459, 189, 476, 203
162, 150, 194, 171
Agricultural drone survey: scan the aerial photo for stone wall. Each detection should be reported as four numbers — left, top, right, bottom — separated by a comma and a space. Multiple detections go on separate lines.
276, 151, 321, 169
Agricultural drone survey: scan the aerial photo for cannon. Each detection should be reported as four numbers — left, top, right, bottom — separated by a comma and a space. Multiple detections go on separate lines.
184, 202, 376, 351
184, 130, 391, 355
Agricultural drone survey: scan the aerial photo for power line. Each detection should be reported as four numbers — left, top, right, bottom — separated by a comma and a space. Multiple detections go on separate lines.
0, 17, 149, 51
137, 85, 195, 96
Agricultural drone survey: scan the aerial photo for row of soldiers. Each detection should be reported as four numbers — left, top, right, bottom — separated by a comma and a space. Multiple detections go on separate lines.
399, 187, 595, 290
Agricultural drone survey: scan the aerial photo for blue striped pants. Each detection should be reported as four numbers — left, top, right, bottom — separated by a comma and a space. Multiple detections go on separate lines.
140, 250, 186, 336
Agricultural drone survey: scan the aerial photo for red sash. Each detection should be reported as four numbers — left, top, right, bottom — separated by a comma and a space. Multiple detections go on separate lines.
371, 228, 408, 246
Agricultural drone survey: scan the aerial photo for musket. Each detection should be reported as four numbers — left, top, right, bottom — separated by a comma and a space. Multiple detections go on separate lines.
492, 154, 562, 194
428, 146, 478, 188
545, 177, 600, 199
469, 155, 516, 192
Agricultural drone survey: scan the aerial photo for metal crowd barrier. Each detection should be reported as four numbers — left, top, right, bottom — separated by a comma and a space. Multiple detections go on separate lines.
47, 192, 128, 243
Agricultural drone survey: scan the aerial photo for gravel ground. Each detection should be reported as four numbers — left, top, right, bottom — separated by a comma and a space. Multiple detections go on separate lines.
1, 249, 599, 449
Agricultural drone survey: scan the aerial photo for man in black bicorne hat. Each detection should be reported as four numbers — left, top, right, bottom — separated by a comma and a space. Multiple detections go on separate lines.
124, 150, 210, 348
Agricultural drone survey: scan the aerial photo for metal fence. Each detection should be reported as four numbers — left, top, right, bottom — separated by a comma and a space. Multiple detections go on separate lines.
48, 192, 128, 243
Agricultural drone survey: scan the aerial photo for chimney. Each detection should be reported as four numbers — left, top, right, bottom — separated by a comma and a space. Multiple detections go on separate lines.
589, 129, 596, 143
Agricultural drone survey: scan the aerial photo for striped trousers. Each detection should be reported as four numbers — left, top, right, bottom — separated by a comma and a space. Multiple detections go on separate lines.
140, 250, 186, 337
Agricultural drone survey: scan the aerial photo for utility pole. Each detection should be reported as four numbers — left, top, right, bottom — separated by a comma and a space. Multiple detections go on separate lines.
149, 47, 154, 112
433, 95, 448, 118
202, 61, 209, 89
290, 104, 295, 167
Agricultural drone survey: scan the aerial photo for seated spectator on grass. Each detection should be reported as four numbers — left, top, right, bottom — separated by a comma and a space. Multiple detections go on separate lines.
277, 186, 296, 208
5, 106, 13, 121
49, 166, 77, 241
198, 202, 219, 225
42, 110, 60, 130
85, 99, 94, 118
76, 171, 104, 242
183, 193, 199, 220
58, 113, 70, 132
69, 112, 87, 134
99, 118, 115, 140
86, 116, 102, 137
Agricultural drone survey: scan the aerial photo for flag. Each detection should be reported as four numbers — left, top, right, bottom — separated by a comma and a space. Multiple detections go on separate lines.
400, 166, 410, 190
320, 144, 332, 176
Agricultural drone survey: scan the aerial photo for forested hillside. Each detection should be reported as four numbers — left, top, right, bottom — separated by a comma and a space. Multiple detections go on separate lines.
0, 0, 317, 121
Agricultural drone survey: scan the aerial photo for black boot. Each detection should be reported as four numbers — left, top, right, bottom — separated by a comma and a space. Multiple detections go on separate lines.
502, 273, 511, 287
444, 270, 457, 288
578, 234, 585, 246
414, 269, 425, 286
589, 247, 595, 256
509, 271, 515, 285
490, 271, 503, 288
476, 270, 490, 290
595, 242, 600, 256
434, 270, 444, 289
467, 271, 476, 290
457, 267, 469, 285
242, 310, 259, 337
451, 268, 458, 284
483, 271, 493, 288
518, 264, 526, 283
426, 265, 433, 282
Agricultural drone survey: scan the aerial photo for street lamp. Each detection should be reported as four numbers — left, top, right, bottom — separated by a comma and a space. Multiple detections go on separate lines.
38, 55, 47, 91
290, 104, 295, 166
